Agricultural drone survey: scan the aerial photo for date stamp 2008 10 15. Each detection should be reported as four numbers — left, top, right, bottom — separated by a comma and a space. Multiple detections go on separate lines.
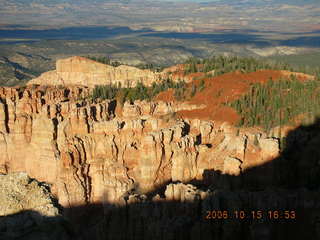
205, 210, 296, 220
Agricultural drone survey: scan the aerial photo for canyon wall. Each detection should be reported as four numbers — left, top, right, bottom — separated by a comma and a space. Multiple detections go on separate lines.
1, 84, 319, 239
0, 85, 280, 207
27, 56, 169, 87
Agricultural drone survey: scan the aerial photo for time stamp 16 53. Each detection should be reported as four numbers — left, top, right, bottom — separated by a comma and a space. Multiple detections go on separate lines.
205, 210, 296, 220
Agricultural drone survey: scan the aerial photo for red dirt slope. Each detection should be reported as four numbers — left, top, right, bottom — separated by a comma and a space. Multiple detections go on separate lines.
157, 70, 313, 124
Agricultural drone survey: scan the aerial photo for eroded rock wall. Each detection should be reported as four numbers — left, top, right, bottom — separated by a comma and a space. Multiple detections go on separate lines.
27, 56, 169, 87
0, 86, 280, 209
1, 85, 320, 240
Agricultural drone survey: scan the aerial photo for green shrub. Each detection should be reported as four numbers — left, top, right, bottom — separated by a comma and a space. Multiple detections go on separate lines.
86, 56, 111, 65
253, 135, 260, 147
191, 84, 197, 97
199, 79, 205, 91
91, 78, 187, 102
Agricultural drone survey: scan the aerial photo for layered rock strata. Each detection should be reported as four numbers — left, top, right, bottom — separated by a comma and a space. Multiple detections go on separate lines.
0, 85, 319, 239
27, 56, 169, 87
0, 86, 280, 208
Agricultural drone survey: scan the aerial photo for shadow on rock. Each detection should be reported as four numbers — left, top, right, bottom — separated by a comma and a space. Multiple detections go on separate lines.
2, 119, 320, 240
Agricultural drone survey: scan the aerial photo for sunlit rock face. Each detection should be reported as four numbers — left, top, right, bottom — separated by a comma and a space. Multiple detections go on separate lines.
2, 54, 320, 240
1, 85, 320, 240
0, 85, 280, 209
27, 56, 169, 87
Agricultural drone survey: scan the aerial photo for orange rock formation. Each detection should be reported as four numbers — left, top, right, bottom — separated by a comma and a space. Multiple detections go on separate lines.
0, 85, 279, 210
27, 56, 168, 87
2, 62, 319, 239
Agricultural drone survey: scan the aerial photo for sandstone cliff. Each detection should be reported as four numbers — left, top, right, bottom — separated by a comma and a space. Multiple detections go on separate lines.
27, 56, 168, 87
0, 85, 319, 240
0, 85, 280, 207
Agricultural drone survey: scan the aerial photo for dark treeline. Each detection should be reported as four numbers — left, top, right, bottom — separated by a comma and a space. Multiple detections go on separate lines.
86, 55, 320, 78
134, 63, 166, 72
229, 75, 320, 131
86, 56, 121, 67
85, 56, 165, 72
184, 56, 320, 78
91, 78, 187, 104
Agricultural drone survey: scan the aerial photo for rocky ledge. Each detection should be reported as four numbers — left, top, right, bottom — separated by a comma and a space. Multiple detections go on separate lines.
27, 56, 170, 88
0, 173, 71, 240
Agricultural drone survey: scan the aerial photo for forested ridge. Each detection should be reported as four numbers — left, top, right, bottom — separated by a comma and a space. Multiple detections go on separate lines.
89, 56, 320, 132
184, 56, 320, 78
229, 76, 320, 130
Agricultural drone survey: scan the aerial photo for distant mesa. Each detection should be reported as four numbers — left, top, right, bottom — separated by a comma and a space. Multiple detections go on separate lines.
27, 56, 166, 88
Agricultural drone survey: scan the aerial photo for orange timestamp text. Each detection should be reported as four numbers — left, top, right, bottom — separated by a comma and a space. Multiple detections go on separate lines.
205, 210, 296, 220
